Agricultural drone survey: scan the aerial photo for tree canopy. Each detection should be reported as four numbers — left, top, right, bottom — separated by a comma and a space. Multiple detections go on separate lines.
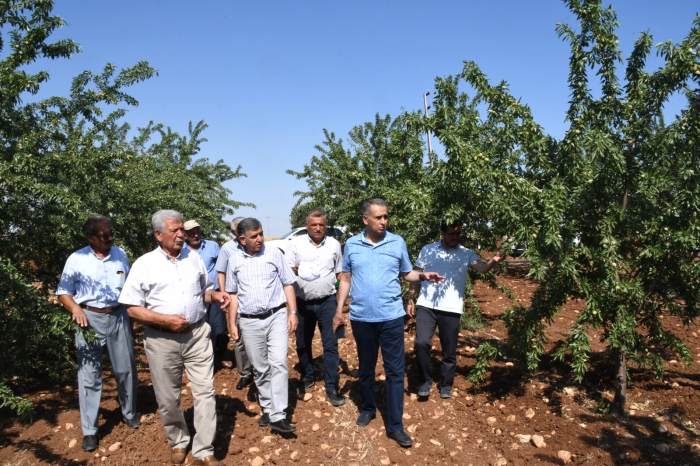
290, 0, 700, 414
0, 0, 249, 420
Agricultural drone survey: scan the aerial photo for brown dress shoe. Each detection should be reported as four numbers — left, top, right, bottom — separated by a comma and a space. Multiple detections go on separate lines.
171, 447, 186, 464
221, 359, 233, 369
192, 455, 224, 466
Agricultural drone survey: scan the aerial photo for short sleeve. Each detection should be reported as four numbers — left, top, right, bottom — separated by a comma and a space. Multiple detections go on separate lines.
274, 249, 297, 286
55, 254, 78, 296
415, 245, 428, 270
333, 241, 342, 274
215, 244, 230, 273
284, 238, 298, 268
341, 242, 352, 273
118, 261, 147, 307
466, 250, 480, 269
398, 239, 413, 274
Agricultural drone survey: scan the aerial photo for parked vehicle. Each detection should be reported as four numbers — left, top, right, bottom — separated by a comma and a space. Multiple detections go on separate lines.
264, 226, 344, 253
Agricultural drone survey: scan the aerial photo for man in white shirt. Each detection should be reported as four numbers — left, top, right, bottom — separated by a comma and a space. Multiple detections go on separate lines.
119, 210, 230, 466
284, 209, 344, 406
406, 219, 504, 399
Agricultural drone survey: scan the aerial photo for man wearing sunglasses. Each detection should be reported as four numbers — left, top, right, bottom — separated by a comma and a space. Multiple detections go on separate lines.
56, 215, 140, 452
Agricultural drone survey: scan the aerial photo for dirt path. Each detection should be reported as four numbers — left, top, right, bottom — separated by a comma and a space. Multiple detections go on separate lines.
2, 273, 699, 465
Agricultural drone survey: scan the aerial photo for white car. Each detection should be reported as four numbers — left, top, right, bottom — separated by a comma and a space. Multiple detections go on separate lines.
265, 226, 344, 253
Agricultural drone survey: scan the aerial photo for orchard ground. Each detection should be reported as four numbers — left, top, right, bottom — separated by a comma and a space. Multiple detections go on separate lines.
2, 263, 700, 465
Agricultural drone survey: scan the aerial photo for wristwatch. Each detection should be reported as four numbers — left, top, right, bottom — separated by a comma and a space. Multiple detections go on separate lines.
289, 310, 298, 315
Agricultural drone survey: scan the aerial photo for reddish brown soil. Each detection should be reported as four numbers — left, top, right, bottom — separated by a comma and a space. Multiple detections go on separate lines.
2, 270, 700, 465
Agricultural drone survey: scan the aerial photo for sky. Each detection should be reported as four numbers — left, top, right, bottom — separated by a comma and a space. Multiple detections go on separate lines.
22, 1, 700, 236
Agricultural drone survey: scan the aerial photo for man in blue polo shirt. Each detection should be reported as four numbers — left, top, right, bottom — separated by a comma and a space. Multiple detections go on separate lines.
184, 220, 232, 370
56, 215, 139, 452
333, 198, 443, 448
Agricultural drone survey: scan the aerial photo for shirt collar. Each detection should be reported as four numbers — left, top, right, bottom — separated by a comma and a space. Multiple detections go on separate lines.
361, 229, 388, 246
306, 233, 326, 247
158, 246, 182, 262
88, 245, 112, 261
241, 243, 265, 258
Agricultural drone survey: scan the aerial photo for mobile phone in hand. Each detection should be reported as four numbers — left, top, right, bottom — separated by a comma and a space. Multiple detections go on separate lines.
335, 323, 346, 339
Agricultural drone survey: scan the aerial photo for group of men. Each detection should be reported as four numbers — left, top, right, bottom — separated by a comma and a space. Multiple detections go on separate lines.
57, 198, 503, 463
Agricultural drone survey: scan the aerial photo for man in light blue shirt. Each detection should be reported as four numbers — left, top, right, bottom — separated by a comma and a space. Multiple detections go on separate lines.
333, 199, 443, 448
184, 219, 232, 370
56, 215, 139, 452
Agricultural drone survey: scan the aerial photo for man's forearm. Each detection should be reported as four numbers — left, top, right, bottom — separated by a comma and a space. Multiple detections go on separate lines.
283, 285, 297, 311
335, 277, 350, 315
125, 305, 170, 327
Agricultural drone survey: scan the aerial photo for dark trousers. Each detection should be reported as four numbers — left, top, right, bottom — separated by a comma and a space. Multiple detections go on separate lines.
295, 295, 340, 393
205, 301, 229, 358
351, 316, 405, 434
414, 305, 461, 388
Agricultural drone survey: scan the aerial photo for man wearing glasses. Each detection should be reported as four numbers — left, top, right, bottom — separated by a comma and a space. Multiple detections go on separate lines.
56, 215, 140, 452
406, 219, 504, 400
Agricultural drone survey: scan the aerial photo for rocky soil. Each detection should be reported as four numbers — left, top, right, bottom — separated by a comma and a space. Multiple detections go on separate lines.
2, 269, 700, 465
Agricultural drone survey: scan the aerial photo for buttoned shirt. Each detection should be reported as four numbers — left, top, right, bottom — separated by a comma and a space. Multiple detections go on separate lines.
189, 239, 220, 290
284, 234, 342, 300
56, 245, 130, 308
118, 246, 213, 324
215, 238, 240, 274
225, 244, 296, 315
342, 230, 412, 322
415, 241, 479, 314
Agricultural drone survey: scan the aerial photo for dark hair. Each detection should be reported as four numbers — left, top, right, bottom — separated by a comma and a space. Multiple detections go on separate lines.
82, 215, 113, 236
362, 198, 387, 216
306, 208, 326, 223
236, 217, 262, 237
440, 218, 462, 233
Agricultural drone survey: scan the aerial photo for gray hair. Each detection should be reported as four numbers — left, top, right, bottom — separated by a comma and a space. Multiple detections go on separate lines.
231, 216, 245, 231
82, 214, 112, 236
152, 210, 183, 233
236, 217, 262, 237
306, 208, 326, 223
362, 198, 387, 216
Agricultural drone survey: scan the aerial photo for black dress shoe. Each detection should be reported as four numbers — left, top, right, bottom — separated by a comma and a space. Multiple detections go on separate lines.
258, 413, 270, 427
387, 430, 413, 447
270, 419, 296, 433
356, 413, 375, 426
326, 391, 346, 407
236, 375, 253, 390
82, 435, 98, 452
123, 414, 141, 429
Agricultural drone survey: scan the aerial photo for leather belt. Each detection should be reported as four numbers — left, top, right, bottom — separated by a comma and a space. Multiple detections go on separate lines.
83, 305, 119, 313
299, 295, 335, 305
147, 319, 202, 334
239, 303, 286, 320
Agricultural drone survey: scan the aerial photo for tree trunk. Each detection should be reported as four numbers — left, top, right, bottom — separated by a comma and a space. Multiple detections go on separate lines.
609, 349, 627, 415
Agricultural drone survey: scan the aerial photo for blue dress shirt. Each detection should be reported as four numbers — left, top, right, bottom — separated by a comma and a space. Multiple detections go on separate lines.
190, 239, 220, 290
341, 230, 412, 322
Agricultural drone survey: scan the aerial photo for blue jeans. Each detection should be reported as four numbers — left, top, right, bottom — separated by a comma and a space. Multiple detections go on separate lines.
351, 315, 405, 434
295, 295, 340, 393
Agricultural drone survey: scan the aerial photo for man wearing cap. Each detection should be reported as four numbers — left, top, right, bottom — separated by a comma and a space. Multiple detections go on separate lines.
284, 208, 345, 406
225, 217, 298, 433
56, 215, 140, 452
120, 210, 230, 466
215, 217, 253, 389
183, 219, 232, 370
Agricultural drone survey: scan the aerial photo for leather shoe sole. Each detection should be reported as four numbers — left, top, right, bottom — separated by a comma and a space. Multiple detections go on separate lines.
387, 430, 413, 447
236, 375, 253, 390
171, 447, 187, 464
356, 413, 375, 426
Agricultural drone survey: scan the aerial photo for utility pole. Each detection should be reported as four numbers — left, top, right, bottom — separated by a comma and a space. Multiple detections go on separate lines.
423, 91, 433, 167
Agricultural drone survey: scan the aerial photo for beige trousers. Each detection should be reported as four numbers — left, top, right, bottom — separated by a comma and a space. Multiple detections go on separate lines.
144, 321, 217, 460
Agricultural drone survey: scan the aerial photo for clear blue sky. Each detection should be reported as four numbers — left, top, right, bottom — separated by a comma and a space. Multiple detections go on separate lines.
32, 1, 700, 235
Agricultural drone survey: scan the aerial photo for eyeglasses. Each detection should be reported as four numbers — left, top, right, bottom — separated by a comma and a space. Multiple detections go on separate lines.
91, 231, 114, 240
